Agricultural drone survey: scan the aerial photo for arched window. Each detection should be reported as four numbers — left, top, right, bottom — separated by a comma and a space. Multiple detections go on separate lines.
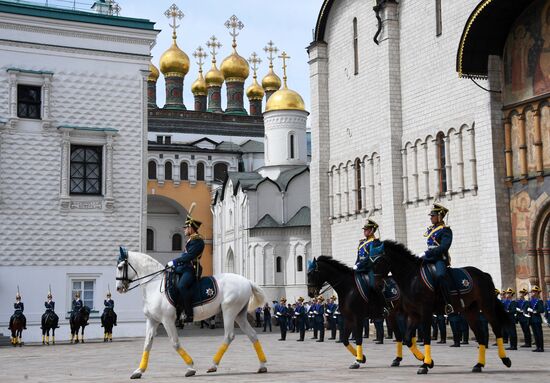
276, 256, 282, 273
354, 158, 362, 212
172, 233, 182, 251
226, 249, 235, 273
180, 162, 188, 180
146, 228, 154, 251
289, 134, 295, 159
148, 161, 157, 180
436, 132, 447, 194
353, 17, 359, 75
164, 162, 172, 180
213, 163, 228, 183
196, 162, 205, 181
297, 255, 303, 272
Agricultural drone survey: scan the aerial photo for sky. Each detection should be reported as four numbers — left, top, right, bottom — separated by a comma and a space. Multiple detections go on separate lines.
115, 0, 324, 111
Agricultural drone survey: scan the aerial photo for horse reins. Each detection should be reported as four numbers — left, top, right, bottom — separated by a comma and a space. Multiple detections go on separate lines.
116, 259, 166, 292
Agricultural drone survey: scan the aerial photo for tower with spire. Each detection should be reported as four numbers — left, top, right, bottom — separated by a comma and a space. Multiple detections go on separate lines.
262, 40, 282, 102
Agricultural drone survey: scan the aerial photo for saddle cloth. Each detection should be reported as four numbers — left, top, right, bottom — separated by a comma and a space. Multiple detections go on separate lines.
354, 272, 400, 303
165, 270, 219, 308
420, 262, 473, 295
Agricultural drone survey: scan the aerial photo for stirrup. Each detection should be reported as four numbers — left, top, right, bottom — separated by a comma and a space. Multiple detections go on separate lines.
444, 304, 454, 315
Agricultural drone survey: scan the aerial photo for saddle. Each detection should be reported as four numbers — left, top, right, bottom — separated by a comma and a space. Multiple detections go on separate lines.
420, 262, 473, 295
164, 269, 218, 309
353, 272, 400, 303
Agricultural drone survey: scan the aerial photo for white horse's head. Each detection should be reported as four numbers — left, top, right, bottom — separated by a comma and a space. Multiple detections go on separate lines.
116, 246, 138, 293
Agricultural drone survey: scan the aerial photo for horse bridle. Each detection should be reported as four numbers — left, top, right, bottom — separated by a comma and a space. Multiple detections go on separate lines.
116, 256, 167, 292
307, 261, 342, 296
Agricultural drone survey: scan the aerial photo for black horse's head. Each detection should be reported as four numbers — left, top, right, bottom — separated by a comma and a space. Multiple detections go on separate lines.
372, 240, 419, 289
307, 258, 322, 298
307, 256, 352, 298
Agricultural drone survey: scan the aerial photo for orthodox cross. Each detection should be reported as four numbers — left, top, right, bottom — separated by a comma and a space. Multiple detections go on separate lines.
193, 46, 207, 72
263, 40, 278, 68
279, 51, 290, 87
164, 3, 184, 40
248, 52, 262, 77
224, 15, 244, 49
206, 35, 222, 63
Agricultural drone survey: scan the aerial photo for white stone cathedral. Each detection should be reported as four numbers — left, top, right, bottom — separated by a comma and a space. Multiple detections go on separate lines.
212, 65, 311, 302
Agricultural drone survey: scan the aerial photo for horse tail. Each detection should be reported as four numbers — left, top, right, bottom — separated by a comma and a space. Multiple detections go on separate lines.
248, 281, 266, 313
483, 271, 511, 327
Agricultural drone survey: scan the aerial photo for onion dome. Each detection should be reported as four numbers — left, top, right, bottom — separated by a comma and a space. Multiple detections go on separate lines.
221, 48, 249, 82
148, 62, 160, 82
191, 70, 207, 96
159, 40, 190, 77
246, 77, 264, 100
205, 62, 224, 87
265, 87, 305, 112
262, 67, 281, 91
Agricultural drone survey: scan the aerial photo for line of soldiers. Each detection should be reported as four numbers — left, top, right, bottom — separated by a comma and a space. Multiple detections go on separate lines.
7, 290, 117, 334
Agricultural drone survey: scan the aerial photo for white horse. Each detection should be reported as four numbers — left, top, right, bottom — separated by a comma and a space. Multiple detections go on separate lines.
115, 249, 268, 379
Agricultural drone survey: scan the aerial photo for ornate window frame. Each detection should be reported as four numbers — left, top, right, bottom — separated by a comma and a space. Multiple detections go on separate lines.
58, 126, 118, 213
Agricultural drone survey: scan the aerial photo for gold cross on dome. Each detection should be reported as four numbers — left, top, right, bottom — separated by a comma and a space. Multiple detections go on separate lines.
193, 46, 207, 71
224, 15, 244, 48
279, 51, 290, 87
206, 35, 222, 62
263, 40, 278, 67
248, 52, 262, 77
164, 3, 184, 40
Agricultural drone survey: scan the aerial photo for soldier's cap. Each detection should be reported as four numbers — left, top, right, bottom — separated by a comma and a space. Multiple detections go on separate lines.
107, 292, 112, 296
280, 297, 287, 302
297, 297, 304, 302
15, 293, 21, 299
331, 295, 338, 301
494, 288, 500, 295
429, 203, 448, 217
519, 288, 528, 294
317, 295, 325, 301
47, 293, 52, 298
506, 288, 515, 295
362, 219, 379, 231
531, 285, 541, 292
75, 292, 81, 298
184, 202, 202, 231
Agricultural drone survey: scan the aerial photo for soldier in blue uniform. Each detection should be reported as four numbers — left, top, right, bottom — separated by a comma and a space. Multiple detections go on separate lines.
373, 318, 384, 344
527, 286, 545, 352
101, 292, 117, 327
334, 304, 344, 343
545, 289, 550, 328
70, 291, 83, 323
294, 297, 307, 341
314, 295, 326, 342
275, 297, 288, 341
435, 314, 447, 343
41, 291, 59, 329
503, 288, 518, 350
326, 296, 338, 340
419, 203, 454, 314
309, 298, 318, 339
448, 312, 461, 347
262, 302, 272, 332
9, 292, 26, 330
166, 203, 205, 323
516, 288, 532, 348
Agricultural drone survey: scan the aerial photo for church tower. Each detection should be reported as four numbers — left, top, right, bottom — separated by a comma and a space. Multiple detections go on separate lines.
259, 51, 309, 179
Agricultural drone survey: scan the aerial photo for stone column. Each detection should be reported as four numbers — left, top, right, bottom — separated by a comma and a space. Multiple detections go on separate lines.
518, 114, 528, 179
456, 130, 465, 195
533, 108, 543, 177
328, 171, 334, 219
412, 145, 419, 203
433, 137, 441, 198
401, 148, 408, 204
503, 117, 513, 180
369, 157, 376, 211
422, 142, 430, 201
468, 126, 478, 193
360, 161, 367, 213
444, 134, 453, 198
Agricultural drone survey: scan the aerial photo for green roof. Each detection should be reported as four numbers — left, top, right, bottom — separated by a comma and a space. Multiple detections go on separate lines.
0, 0, 155, 30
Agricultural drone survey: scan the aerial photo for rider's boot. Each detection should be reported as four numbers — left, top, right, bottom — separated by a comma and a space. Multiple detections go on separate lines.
439, 279, 454, 315
183, 295, 194, 323
23, 318, 27, 330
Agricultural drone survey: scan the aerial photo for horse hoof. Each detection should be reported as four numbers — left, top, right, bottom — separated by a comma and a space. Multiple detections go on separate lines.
349, 362, 360, 369
501, 357, 512, 368
130, 372, 142, 379
185, 369, 196, 377
42, 341, 45, 345
391, 357, 402, 367
417, 366, 428, 375
206, 367, 217, 373
257, 367, 267, 374
472, 363, 483, 373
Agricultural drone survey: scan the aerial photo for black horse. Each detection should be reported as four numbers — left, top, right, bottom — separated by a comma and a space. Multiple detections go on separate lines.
10, 314, 24, 347
101, 309, 115, 342
41, 311, 59, 345
307, 256, 425, 369
372, 240, 512, 374
70, 306, 90, 344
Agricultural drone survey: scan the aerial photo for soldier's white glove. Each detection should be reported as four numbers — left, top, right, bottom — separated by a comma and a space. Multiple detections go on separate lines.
352, 265, 358, 270
166, 261, 174, 268
314, 311, 318, 315
527, 308, 534, 313
418, 252, 426, 258
516, 308, 522, 312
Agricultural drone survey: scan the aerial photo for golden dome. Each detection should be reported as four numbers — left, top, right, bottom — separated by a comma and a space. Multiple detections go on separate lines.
191, 70, 207, 96
148, 62, 159, 82
205, 62, 224, 87
246, 77, 265, 100
159, 40, 190, 77
221, 49, 249, 82
262, 67, 281, 91
265, 86, 306, 112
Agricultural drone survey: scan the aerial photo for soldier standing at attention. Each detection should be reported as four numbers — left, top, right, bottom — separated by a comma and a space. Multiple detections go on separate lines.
275, 298, 288, 341
327, 296, 338, 340
545, 289, 550, 328
262, 303, 272, 332
527, 286, 545, 352
516, 288, 532, 348
294, 297, 307, 341
314, 296, 326, 342
504, 288, 518, 350
309, 298, 318, 339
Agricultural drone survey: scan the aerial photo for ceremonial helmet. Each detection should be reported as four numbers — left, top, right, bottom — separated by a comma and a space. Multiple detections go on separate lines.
47, 292, 52, 299
331, 295, 338, 301
317, 295, 325, 302
106, 292, 112, 297
519, 287, 528, 295
506, 288, 515, 295
75, 291, 81, 298
280, 297, 287, 303
362, 219, 379, 232
15, 292, 21, 300
297, 297, 304, 302
494, 288, 501, 295
429, 203, 448, 218
531, 285, 541, 293
184, 202, 202, 231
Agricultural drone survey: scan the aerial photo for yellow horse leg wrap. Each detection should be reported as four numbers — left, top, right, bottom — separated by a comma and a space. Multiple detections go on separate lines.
396, 341, 403, 359
52, 336, 55, 343
46, 335, 49, 343
346, 344, 357, 357
138, 351, 150, 371
356, 345, 363, 362
42, 335, 45, 343
409, 338, 424, 360
478, 344, 486, 366
109, 333, 113, 340
424, 344, 432, 365
253, 340, 267, 363
213, 343, 229, 365
497, 338, 506, 359
177, 348, 194, 365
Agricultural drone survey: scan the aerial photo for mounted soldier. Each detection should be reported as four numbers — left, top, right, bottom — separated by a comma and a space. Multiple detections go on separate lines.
41, 290, 59, 330
9, 291, 26, 330
419, 203, 454, 314
101, 291, 117, 327
71, 291, 83, 323
166, 202, 205, 323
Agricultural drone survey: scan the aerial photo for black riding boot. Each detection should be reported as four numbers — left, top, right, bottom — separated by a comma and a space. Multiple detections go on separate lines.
23, 317, 27, 330
183, 295, 194, 323
439, 279, 454, 314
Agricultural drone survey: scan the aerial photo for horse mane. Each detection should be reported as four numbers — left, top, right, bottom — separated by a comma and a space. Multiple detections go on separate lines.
129, 251, 163, 273
382, 240, 421, 265
317, 255, 353, 274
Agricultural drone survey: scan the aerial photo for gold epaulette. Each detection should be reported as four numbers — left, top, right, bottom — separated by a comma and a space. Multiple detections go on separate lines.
190, 233, 203, 240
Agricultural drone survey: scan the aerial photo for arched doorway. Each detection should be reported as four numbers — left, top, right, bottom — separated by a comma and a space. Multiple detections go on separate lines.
531, 201, 550, 299
226, 248, 235, 273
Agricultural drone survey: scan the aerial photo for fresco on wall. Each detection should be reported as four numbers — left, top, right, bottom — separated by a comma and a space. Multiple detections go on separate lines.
503, 0, 550, 105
